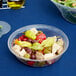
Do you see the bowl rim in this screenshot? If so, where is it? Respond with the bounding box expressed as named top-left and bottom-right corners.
top-left (8, 24), bottom-right (69, 62)
top-left (51, 0), bottom-right (76, 10)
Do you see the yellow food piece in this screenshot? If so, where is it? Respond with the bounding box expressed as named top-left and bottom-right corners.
top-left (41, 36), bottom-right (56, 47)
top-left (31, 43), bottom-right (44, 50)
top-left (25, 30), bottom-right (36, 40)
top-left (19, 41), bottom-right (32, 47)
top-left (24, 53), bottom-right (30, 59)
top-left (14, 40), bottom-right (32, 47)
top-left (44, 48), bottom-right (51, 54)
top-left (7, 1), bottom-right (24, 9)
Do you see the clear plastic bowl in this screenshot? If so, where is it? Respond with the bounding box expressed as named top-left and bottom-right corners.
top-left (51, 0), bottom-right (76, 24)
top-left (8, 24), bottom-right (69, 67)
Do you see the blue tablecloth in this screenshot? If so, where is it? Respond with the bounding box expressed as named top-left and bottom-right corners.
top-left (0, 0), bottom-right (76, 76)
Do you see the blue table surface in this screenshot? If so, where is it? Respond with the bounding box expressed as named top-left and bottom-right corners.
top-left (0, 0), bottom-right (76, 76)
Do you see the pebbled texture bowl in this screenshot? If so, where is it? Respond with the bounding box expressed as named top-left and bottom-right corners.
top-left (51, 0), bottom-right (76, 24)
top-left (8, 24), bottom-right (69, 67)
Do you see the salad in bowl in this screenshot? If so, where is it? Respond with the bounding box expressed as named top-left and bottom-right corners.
top-left (54, 0), bottom-right (76, 8)
top-left (51, 0), bottom-right (76, 24)
top-left (12, 28), bottom-right (64, 60)
top-left (8, 24), bottom-right (69, 67)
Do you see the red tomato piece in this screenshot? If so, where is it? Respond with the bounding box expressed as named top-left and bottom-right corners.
top-left (38, 39), bottom-right (43, 43)
top-left (22, 38), bottom-right (28, 41)
top-left (36, 33), bottom-right (46, 43)
top-left (18, 35), bottom-right (25, 41)
top-left (27, 61), bottom-right (35, 66)
top-left (42, 48), bottom-right (45, 54)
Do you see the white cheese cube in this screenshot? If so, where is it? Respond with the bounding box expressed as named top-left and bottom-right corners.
top-left (52, 43), bottom-right (61, 54)
top-left (30, 28), bottom-right (38, 34)
top-left (12, 45), bottom-right (21, 55)
top-left (57, 39), bottom-right (64, 46)
top-left (57, 47), bottom-right (63, 54)
top-left (19, 49), bottom-right (27, 57)
top-left (48, 36), bottom-right (57, 42)
top-left (36, 52), bottom-right (44, 60)
top-left (44, 53), bottom-right (55, 60)
top-left (53, 36), bottom-right (57, 42)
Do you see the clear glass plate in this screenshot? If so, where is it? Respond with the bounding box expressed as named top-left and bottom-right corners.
top-left (0, 21), bottom-right (11, 37)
